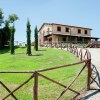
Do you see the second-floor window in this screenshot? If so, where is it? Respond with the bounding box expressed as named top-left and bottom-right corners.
top-left (47, 28), bottom-right (50, 31)
top-left (85, 30), bottom-right (88, 34)
top-left (78, 29), bottom-right (81, 34)
top-left (66, 28), bottom-right (69, 32)
top-left (57, 26), bottom-right (61, 31)
top-left (43, 31), bottom-right (45, 35)
top-left (47, 28), bottom-right (50, 34)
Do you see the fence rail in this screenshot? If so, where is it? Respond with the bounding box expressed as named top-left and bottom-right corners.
top-left (0, 44), bottom-right (92, 100)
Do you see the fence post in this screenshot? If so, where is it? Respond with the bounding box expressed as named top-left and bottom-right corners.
top-left (87, 59), bottom-right (91, 90)
top-left (34, 71), bottom-right (38, 100)
top-left (61, 42), bottom-right (62, 50)
top-left (80, 49), bottom-right (82, 61)
top-left (47, 43), bottom-right (48, 48)
top-left (55, 43), bottom-right (56, 48)
top-left (66, 44), bottom-right (68, 51)
top-left (77, 48), bottom-right (78, 57)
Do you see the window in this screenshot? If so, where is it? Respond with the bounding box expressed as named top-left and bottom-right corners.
top-left (63, 37), bottom-right (66, 42)
top-left (47, 28), bottom-right (50, 34)
top-left (47, 28), bottom-right (50, 31)
top-left (57, 26), bottom-right (61, 31)
top-left (78, 29), bottom-right (81, 34)
top-left (43, 30), bottom-right (45, 34)
top-left (43, 31), bottom-right (45, 35)
top-left (66, 28), bottom-right (69, 32)
top-left (85, 30), bottom-right (88, 34)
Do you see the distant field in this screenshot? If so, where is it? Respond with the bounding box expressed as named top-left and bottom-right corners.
top-left (0, 47), bottom-right (87, 100)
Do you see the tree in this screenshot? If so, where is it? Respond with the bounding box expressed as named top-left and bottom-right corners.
top-left (2, 20), bottom-right (10, 47)
top-left (8, 14), bottom-right (19, 54)
top-left (34, 26), bottom-right (38, 51)
top-left (0, 8), bottom-right (4, 27)
top-left (0, 9), bottom-right (18, 50)
top-left (26, 19), bottom-right (32, 55)
top-left (10, 26), bottom-right (15, 54)
top-left (8, 14), bottom-right (18, 26)
top-left (0, 11), bottom-right (10, 49)
top-left (0, 8), bottom-right (4, 49)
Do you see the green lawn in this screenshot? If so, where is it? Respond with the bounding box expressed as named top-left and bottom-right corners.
top-left (0, 47), bottom-right (87, 100)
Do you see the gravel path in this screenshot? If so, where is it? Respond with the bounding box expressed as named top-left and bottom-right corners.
top-left (82, 48), bottom-right (100, 100)
top-left (59, 47), bottom-right (100, 99)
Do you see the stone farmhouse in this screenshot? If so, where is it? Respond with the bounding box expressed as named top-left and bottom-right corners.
top-left (39, 23), bottom-right (99, 45)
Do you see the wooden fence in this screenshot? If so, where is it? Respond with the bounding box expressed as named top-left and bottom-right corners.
top-left (0, 44), bottom-right (92, 100)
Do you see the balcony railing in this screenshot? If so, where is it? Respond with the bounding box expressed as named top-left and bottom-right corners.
top-left (44, 31), bottom-right (52, 36)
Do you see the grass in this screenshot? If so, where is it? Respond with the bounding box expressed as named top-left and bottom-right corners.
top-left (0, 47), bottom-right (87, 100)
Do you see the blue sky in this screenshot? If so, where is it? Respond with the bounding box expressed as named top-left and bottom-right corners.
top-left (0, 0), bottom-right (100, 42)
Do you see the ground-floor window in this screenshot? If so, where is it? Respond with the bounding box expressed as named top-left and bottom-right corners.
top-left (49, 38), bottom-right (52, 41)
top-left (63, 37), bottom-right (66, 42)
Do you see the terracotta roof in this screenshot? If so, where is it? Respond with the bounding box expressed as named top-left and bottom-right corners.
top-left (39, 23), bottom-right (92, 31)
top-left (39, 23), bottom-right (51, 31)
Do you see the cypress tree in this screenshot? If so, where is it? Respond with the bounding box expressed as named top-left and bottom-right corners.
top-left (10, 26), bottom-right (15, 54)
top-left (34, 26), bottom-right (38, 51)
top-left (26, 19), bottom-right (31, 55)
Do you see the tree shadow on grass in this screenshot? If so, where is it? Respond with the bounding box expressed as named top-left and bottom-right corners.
top-left (0, 47), bottom-right (10, 54)
top-left (82, 89), bottom-right (100, 100)
top-left (0, 46), bottom-right (26, 54)
top-left (31, 54), bottom-right (43, 56)
top-left (38, 49), bottom-right (47, 51)
top-left (91, 64), bottom-right (100, 88)
top-left (15, 52), bottom-right (43, 56)
top-left (16, 52), bottom-right (26, 55)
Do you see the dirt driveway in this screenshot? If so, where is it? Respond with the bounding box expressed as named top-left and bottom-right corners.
top-left (82, 48), bottom-right (100, 100)
top-left (88, 48), bottom-right (100, 71)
